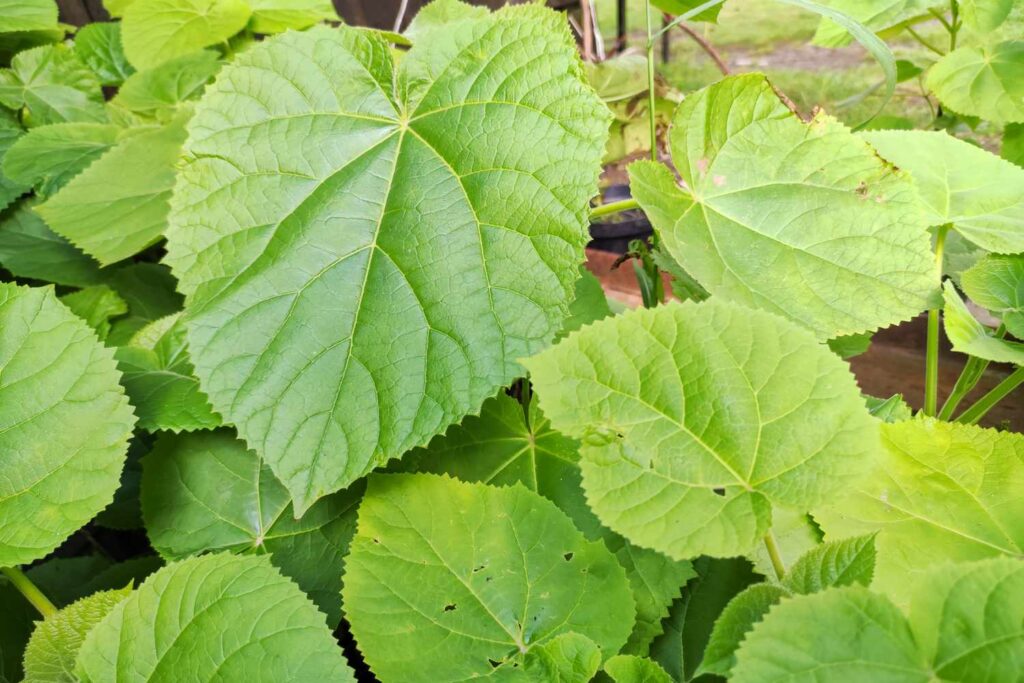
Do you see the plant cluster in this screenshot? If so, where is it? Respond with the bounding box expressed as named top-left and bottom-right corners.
top-left (1, 0), bottom-right (1023, 681)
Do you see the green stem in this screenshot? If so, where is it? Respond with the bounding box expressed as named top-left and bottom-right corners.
top-left (1, 566), bottom-right (56, 618)
top-left (938, 324), bottom-right (1005, 420)
top-left (763, 530), bottom-right (786, 581)
top-left (589, 197), bottom-right (640, 220)
top-left (924, 224), bottom-right (950, 416)
top-left (956, 366), bottom-right (1024, 425)
top-left (905, 25), bottom-right (944, 56)
top-left (645, 1), bottom-right (657, 162)
top-left (927, 8), bottom-right (952, 31)
top-left (949, 0), bottom-right (960, 51)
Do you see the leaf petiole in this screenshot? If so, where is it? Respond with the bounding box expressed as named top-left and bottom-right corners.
top-left (939, 325), bottom-right (1005, 420)
top-left (956, 366), bottom-right (1024, 425)
top-left (589, 197), bottom-right (640, 220)
top-left (924, 224), bottom-right (951, 416)
top-left (763, 530), bottom-right (786, 581)
top-left (1, 566), bottom-right (56, 618)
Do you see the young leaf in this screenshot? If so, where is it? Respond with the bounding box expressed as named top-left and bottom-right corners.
top-left (816, 419), bottom-right (1024, 600)
top-left (73, 23), bottom-right (134, 86)
top-left (164, 8), bottom-right (609, 514)
top-left (75, 554), bottom-right (355, 681)
top-left (506, 633), bottom-right (602, 683)
top-left (927, 42), bottom-right (1024, 124)
top-left (22, 587), bottom-right (131, 683)
top-left (698, 584), bottom-right (791, 678)
top-left (811, 0), bottom-right (940, 47)
top-left (943, 281), bottom-right (1024, 365)
top-left (731, 586), bottom-right (929, 682)
top-left (0, 283), bottom-right (134, 567)
top-left (0, 201), bottom-right (114, 288)
top-left (959, 0), bottom-right (1014, 32)
top-left (866, 393), bottom-right (914, 422)
top-left (121, 0), bottom-right (251, 70)
top-left (111, 50), bottom-right (221, 116)
top-left (604, 654), bottom-right (674, 683)
top-left (747, 508), bottom-right (822, 578)
top-left (0, 45), bottom-right (105, 127)
top-left (2, 123), bottom-right (121, 197)
top-left (116, 313), bottom-right (220, 432)
top-left (525, 299), bottom-right (879, 560)
top-left (140, 430), bottom-right (360, 624)
top-left (246, 0), bottom-right (338, 33)
top-left (36, 112), bottom-right (188, 265)
top-left (862, 130), bottom-right (1024, 253)
top-left (0, 0), bottom-right (59, 33)
top-left (962, 254), bottom-right (1024, 340)
top-left (59, 284), bottom-right (128, 340)
top-left (342, 473), bottom-right (635, 682)
top-left (647, 0), bottom-right (722, 22)
top-left (782, 533), bottom-right (877, 594)
top-left (630, 74), bottom-right (936, 340)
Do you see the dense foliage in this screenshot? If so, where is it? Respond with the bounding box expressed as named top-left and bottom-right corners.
top-left (1, 0), bottom-right (1023, 681)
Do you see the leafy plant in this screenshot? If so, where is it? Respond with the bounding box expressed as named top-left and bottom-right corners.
top-left (1, 0), bottom-right (1024, 681)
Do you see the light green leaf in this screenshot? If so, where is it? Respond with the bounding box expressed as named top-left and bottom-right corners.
top-left (0, 113), bottom-right (29, 213)
top-left (112, 50), bottom-right (221, 116)
top-left (342, 473), bottom-right (635, 682)
top-left (103, 0), bottom-right (136, 17)
top-left (59, 284), bottom-right (127, 340)
top-left (104, 262), bottom-right (183, 345)
top-left (0, 283), bottom-right (134, 567)
top-left (604, 654), bottom-right (673, 683)
top-left (731, 587), bottom-right (929, 682)
top-left (74, 23), bottom-right (134, 86)
top-left (2, 123), bottom-right (121, 197)
top-left (649, 557), bottom-right (761, 681)
top-left (75, 553), bottom-right (354, 681)
top-left (585, 54), bottom-right (649, 103)
top-left (630, 74), bottom-right (936, 340)
top-left (402, 0), bottom-right (487, 43)
top-left (562, 268), bottom-right (612, 338)
top-left (500, 633), bottom-right (602, 683)
top-left (783, 533), bottom-right (877, 594)
top-left (165, 9), bottom-right (609, 513)
top-left (910, 557), bottom-right (1024, 680)
top-left (0, 45), bottom-right (105, 127)
top-left (0, 200), bottom-right (103, 286)
top-left (140, 430), bottom-right (359, 624)
top-left (648, 0), bottom-right (722, 22)
top-left (115, 313), bottom-right (219, 432)
top-left (943, 280), bottom-right (1024, 364)
top-left (698, 584), bottom-right (791, 678)
top-left (246, 0), bottom-right (337, 33)
top-left (927, 42), bottom-right (1024, 124)
top-left (525, 298), bottom-right (879, 560)
top-left (121, 0), bottom-right (251, 70)
top-left (862, 130), bottom-right (1024, 253)
top-left (866, 393), bottom-right (914, 422)
top-left (829, 332), bottom-right (872, 359)
top-left (816, 419), bottom-right (1024, 600)
top-left (0, 0), bottom-right (58, 33)
top-left (960, 0), bottom-right (1014, 31)
top-left (37, 112), bottom-right (188, 265)
top-left (22, 587), bottom-right (131, 683)
top-left (812, 0), bottom-right (941, 47)
top-left (962, 254), bottom-right (1024, 339)
top-left (747, 507), bottom-right (822, 579)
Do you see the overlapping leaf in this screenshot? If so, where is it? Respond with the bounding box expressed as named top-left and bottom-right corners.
top-left (165, 7), bottom-right (609, 513)
top-left (2, 123), bottom-right (121, 198)
top-left (630, 74), bottom-right (936, 340)
top-left (927, 42), bottom-right (1024, 124)
top-left (0, 0), bottom-right (58, 33)
top-left (962, 254), bottom-right (1024, 339)
top-left (0, 202), bottom-right (103, 286)
top-left (141, 430), bottom-right (360, 624)
top-left (943, 281), bottom-right (1024, 364)
top-left (75, 553), bottom-right (355, 681)
top-left (121, 0), bottom-right (251, 70)
top-left (0, 45), bottom-right (105, 127)
top-left (604, 655), bottom-right (673, 683)
top-left (73, 23), bottom-right (134, 86)
top-left (0, 283), bottom-right (135, 567)
top-left (525, 298), bottom-right (879, 560)
top-left (343, 473), bottom-right (635, 682)
top-left (812, 0), bottom-right (941, 47)
top-left (246, 0), bottom-right (338, 33)
top-left (0, 112), bottom-right (28, 212)
top-left (60, 284), bottom-right (127, 340)
top-left (111, 50), bottom-right (221, 117)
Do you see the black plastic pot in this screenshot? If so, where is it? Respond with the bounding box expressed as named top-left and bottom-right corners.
top-left (588, 184), bottom-right (652, 254)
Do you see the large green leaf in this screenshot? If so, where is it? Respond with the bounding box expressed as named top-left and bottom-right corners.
top-left (630, 74), bottom-right (936, 340)
top-left (111, 50), bottom-right (221, 117)
top-left (75, 553), bottom-right (354, 681)
top-left (121, 0), bottom-right (251, 70)
top-left (0, 201), bottom-right (102, 286)
top-left (0, 45), bottom-right (105, 127)
top-left (816, 419), bottom-right (1024, 599)
top-left (927, 42), bottom-right (1024, 124)
top-left (246, 0), bottom-right (338, 33)
top-left (37, 113), bottom-right (188, 265)
top-left (943, 281), bottom-right (1024, 364)
top-left (116, 313), bottom-right (220, 432)
top-left (22, 588), bottom-right (131, 683)
top-left (962, 254), bottom-right (1024, 339)
top-left (73, 23), bottom-right (134, 86)
top-left (140, 430), bottom-right (360, 624)
top-left (342, 473), bottom-right (635, 682)
top-left (0, 283), bottom-right (134, 567)
top-left (164, 8), bottom-right (609, 514)
top-left (0, 0), bottom-right (58, 33)
top-left (2, 123), bottom-right (121, 198)
top-left (525, 299), bottom-right (878, 560)
top-left (862, 130), bottom-right (1024, 253)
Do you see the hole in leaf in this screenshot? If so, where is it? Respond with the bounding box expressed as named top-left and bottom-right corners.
top-left (563, 552), bottom-right (574, 561)
top-left (473, 564), bottom-right (486, 573)
top-left (488, 659), bottom-right (502, 668)
top-left (712, 487), bottom-right (726, 497)
top-left (443, 603), bottom-right (456, 612)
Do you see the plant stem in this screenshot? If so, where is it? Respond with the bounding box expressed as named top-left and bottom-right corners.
top-left (949, 0), bottom-right (960, 51)
top-left (590, 198), bottom-right (639, 220)
top-left (923, 224), bottom-right (950, 416)
top-left (1, 566), bottom-right (56, 618)
top-left (651, 0), bottom-right (727, 43)
top-left (927, 8), bottom-right (952, 32)
top-left (939, 325), bottom-right (1005, 420)
top-left (763, 530), bottom-right (786, 581)
top-left (956, 367), bottom-right (1024, 425)
top-left (645, 1), bottom-right (657, 162)
top-left (675, 22), bottom-right (729, 75)
top-left (905, 26), bottom-right (944, 56)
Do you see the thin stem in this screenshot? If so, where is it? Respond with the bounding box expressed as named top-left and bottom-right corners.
top-left (956, 366), bottom-right (1024, 425)
top-left (392, 0), bottom-right (410, 32)
top-left (676, 22), bottom-right (729, 75)
top-left (924, 224), bottom-right (951, 416)
top-left (763, 530), bottom-right (786, 581)
top-left (1, 567), bottom-right (56, 618)
top-left (645, 1), bottom-right (657, 162)
top-left (928, 8), bottom-right (952, 32)
top-left (949, 0), bottom-right (960, 51)
top-left (590, 197), bottom-right (639, 220)
top-left (905, 26), bottom-right (944, 56)
top-left (939, 324), bottom-right (1005, 420)
top-left (651, 0), bottom-right (727, 43)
